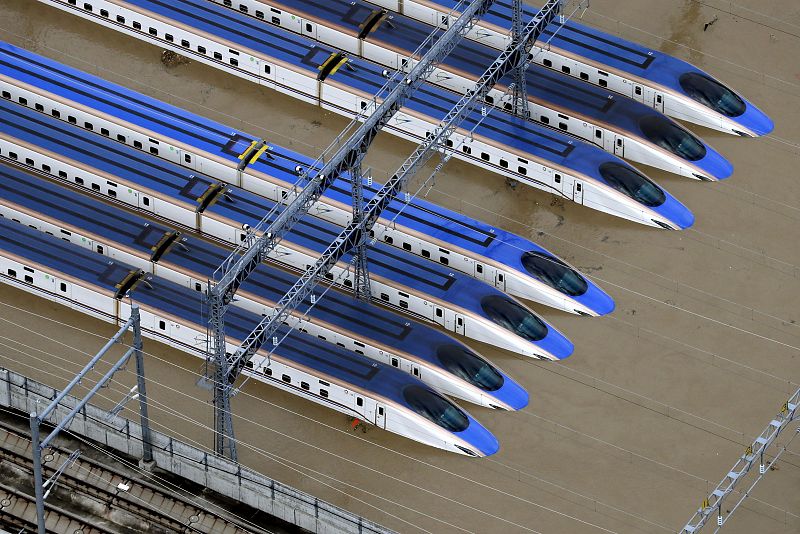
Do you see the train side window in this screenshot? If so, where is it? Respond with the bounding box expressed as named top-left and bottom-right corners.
top-left (7, 269), bottom-right (16, 278)
top-left (184, 154), bottom-right (192, 163)
top-left (116, 15), bottom-right (125, 23)
top-left (58, 170), bottom-right (67, 178)
top-left (24, 275), bottom-right (33, 284)
top-left (599, 79), bottom-right (607, 87)
top-left (435, 307), bottom-right (443, 318)
top-left (134, 140), bottom-right (143, 149)
top-left (197, 45), bottom-right (206, 54)
top-left (399, 300), bottom-right (408, 309)
top-left (149, 147), bottom-right (159, 155)
top-left (555, 174), bottom-right (561, 183)
top-left (281, 374), bottom-right (291, 383)
top-left (83, 3), bottom-right (92, 11)
top-left (223, 0), bottom-right (231, 5)
top-left (117, 134), bottom-right (126, 143)
top-left (230, 58), bottom-right (239, 66)
top-left (100, 8), bottom-right (108, 17)
top-left (67, 0), bottom-right (75, 4)
top-left (8, 152), bottom-right (17, 160)
top-left (391, 358), bottom-right (398, 367)
top-left (462, 145), bottom-right (471, 155)
top-left (540, 115), bottom-right (550, 125)
top-left (149, 27), bottom-right (157, 36)
top-left (378, 407), bottom-right (384, 416)
top-left (543, 58), bottom-right (552, 67)
top-left (256, 11), bottom-right (265, 19)
top-left (457, 317), bottom-right (463, 327)
top-left (25, 158), bottom-right (34, 166)
top-left (499, 159), bottom-right (508, 169)
top-left (484, 95), bottom-right (494, 105)
top-left (518, 166), bottom-right (527, 176)
top-left (656, 95), bottom-right (663, 104)
top-left (60, 282), bottom-right (67, 292)
top-left (214, 52), bottom-right (222, 60)
top-left (301, 381), bottom-right (309, 390)
top-left (96, 245), bottom-right (104, 254)
top-left (181, 39), bottom-right (190, 48)
top-left (165, 34), bottom-right (174, 42)
top-left (306, 23), bottom-right (313, 32)
top-left (383, 235), bottom-right (393, 245)
top-left (356, 397), bottom-right (363, 407)
top-left (476, 264), bottom-right (483, 274)
top-left (380, 293), bottom-right (389, 301)
top-left (18, 97), bottom-right (27, 105)
top-left (421, 249), bottom-right (430, 258)
top-left (51, 109), bottom-right (61, 118)
top-left (265, 367), bottom-right (272, 376)
top-left (142, 197), bottom-right (150, 206)
top-left (132, 21), bottom-right (141, 31)
top-left (403, 242), bottom-right (411, 251)
top-left (101, 128), bottom-right (109, 136)
top-left (272, 16), bottom-right (281, 25)
top-left (562, 65), bottom-right (571, 74)
top-left (559, 122), bottom-right (568, 130)
top-left (68, 116), bottom-right (77, 124)
top-left (595, 129), bottom-right (602, 139)
top-left (635, 86), bottom-right (642, 95)
top-left (480, 152), bottom-right (490, 161)
top-left (343, 279), bottom-right (352, 287)
top-left (158, 320), bottom-right (166, 330)
top-left (580, 72), bottom-right (589, 80)
top-left (576, 183), bottom-right (582, 192)
top-left (440, 256), bottom-right (449, 265)
top-left (617, 139), bottom-right (623, 147)
top-left (320, 389), bottom-right (328, 398)
top-left (239, 4), bottom-right (248, 13)
top-left (413, 367), bottom-right (419, 377)
top-left (91, 183), bottom-right (100, 191)
top-left (84, 122), bottom-right (93, 131)
top-left (41, 164), bottom-right (50, 173)
top-left (265, 65), bottom-right (271, 74)
top-left (1, 91), bottom-right (9, 99)
top-left (108, 189), bottom-right (117, 198)
top-left (76, 177), bottom-right (85, 185)
top-left (35, 103), bottom-right (44, 112)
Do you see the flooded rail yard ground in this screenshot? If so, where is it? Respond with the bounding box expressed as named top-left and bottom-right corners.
top-left (0, 0), bottom-right (799, 532)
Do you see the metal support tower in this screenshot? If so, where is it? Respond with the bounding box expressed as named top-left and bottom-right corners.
top-left (30, 305), bottom-right (151, 534)
top-left (207, 0), bottom-right (495, 460)
top-left (509, 0), bottom-right (530, 118)
top-left (350, 163), bottom-right (372, 301)
top-left (681, 388), bottom-right (800, 533)
top-left (220, 0), bottom-right (563, 413)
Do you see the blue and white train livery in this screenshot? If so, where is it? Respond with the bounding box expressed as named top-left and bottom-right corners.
top-left (367, 0), bottom-right (773, 137)
top-left (0, 98), bottom-right (573, 360)
top-left (0, 41), bottom-right (614, 315)
top-left (0, 163), bottom-right (528, 410)
top-left (213, 0), bottom-right (732, 181)
top-left (0, 217), bottom-right (499, 456)
top-left (36, 0), bottom-right (694, 229)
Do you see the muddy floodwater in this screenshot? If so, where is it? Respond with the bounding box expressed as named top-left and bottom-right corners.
top-left (0, 1), bottom-right (799, 532)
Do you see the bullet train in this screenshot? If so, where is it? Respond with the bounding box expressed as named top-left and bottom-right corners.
top-left (0, 98), bottom-right (573, 360)
top-left (0, 217), bottom-right (500, 456)
top-left (0, 163), bottom-right (528, 410)
top-left (37, 0), bottom-right (694, 230)
top-left (366, 0), bottom-right (774, 137)
top-left (211, 0), bottom-right (732, 181)
top-left (0, 41), bottom-right (614, 316)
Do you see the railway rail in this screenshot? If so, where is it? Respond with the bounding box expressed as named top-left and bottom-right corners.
top-left (0, 417), bottom-right (269, 534)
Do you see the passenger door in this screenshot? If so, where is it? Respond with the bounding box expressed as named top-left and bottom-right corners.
top-left (375, 403), bottom-right (386, 429)
top-left (455, 314), bottom-right (466, 336)
top-left (655, 93), bottom-right (665, 113)
top-left (613, 136), bottom-right (625, 158)
top-left (573, 181), bottom-right (584, 204)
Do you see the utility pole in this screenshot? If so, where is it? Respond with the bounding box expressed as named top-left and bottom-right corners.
top-left (29, 304), bottom-right (152, 534)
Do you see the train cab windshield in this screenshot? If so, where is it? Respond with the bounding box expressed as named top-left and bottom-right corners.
top-left (521, 251), bottom-right (588, 296)
top-left (436, 344), bottom-right (504, 391)
top-left (403, 385), bottom-right (470, 432)
top-left (480, 295), bottom-right (548, 342)
top-left (679, 72), bottom-right (746, 117)
top-left (598, 163), bottom-right (666, 207)
top-left (638, 115), bottom-right (707, 161)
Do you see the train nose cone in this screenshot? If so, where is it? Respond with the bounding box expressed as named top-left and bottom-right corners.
top-left (535, 326), bottom-right (575, 360)
top-left (739, 102), bottom-right (774, 137)
top-left (653, 192), bottom-right (695, 230)
top-left (578, 282), bottom-right (616, 316)
top-left (494, 377), bottom-right (530, 411)
top-left (698, 146), bottom-right (734, 180)
top-left (458, 416), bottom-right (500, 457)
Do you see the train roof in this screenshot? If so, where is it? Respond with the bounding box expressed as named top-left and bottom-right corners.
top-left (0, 99), bottom-right (528, 313)
top-left (117, 0), bottom-right (640, 180)
top-left (0, 42), bottom-right (585, 288)
top-left (0, 215), bottom-right (438, 403)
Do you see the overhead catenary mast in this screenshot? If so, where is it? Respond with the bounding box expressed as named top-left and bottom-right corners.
top-left (207, 0), bottom-right (497, 461)
top-left (212, 0), bottom-right (566, 462)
